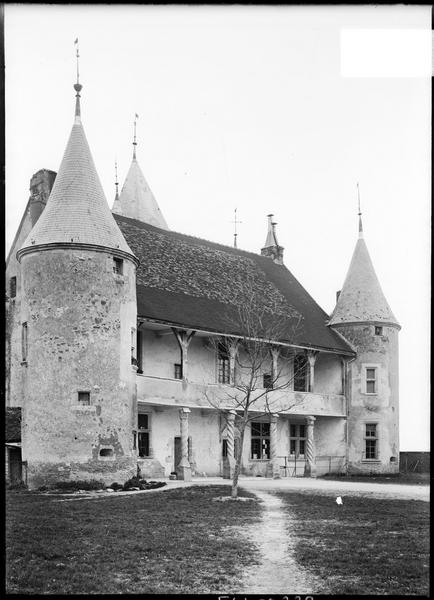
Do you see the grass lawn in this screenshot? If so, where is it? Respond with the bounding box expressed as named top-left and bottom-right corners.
top-left (6, 485), bottom-right (261, 594)
top-left (277, 491), bottom-right (430, 595)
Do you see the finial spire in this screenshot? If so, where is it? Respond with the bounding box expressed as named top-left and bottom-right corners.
top-left (73, 38), bottom-right (82, 122)
top-left (357, 182), bottom-right (363, 238)
top-left (115, 160), bottom-right (119, 196)
top-left (231, 208), bottom-right (242, 248)
top-left (133, 113), bottom-right (139, 159)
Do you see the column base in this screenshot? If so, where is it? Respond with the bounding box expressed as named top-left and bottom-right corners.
top-left (304, 462), bottom-right (317, 478)
top-left (176, 465), bottom-right (192, 481)
top-left (266, 460), bottom-right (281, 479)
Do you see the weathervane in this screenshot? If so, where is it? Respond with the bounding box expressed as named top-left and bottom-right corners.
top-left (73, 38), bottom-right (82, 119)
top-left (133, 113), bottom-right (139, 159)
top-left (230, 208), bottom-right (243, 248)
top-left (357, 182), bottom-right (363, 237)
top-left (74, 37), bottom-right (80, 84)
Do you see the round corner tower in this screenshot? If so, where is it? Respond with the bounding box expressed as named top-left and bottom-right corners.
top-left (329, 214), bottom-right (400, 474)
top-left (16, 82), bottom-right (139, 488)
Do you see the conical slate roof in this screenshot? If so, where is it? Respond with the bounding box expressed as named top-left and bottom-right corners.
top-left (117, 157), bottom-right (169, 229)
top-left (18, 87), bottom-right (135, 260)
top-left (112, 190), bottom-right (122, 215)
top-left (329, 235), bottom-right (399, 327)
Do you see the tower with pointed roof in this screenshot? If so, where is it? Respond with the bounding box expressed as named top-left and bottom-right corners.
top-left (329, 202), bottom-right (400, 474)
top-left (15, 65), bottom-right (140, 487)
top-left (112, 116), bottom-right (169, 229)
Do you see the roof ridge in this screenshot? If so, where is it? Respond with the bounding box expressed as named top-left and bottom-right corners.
top-left (113, 213), bottom-right (279, 262)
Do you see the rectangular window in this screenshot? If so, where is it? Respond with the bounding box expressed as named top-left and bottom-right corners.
top-left (222, 439), bottom-right (228, 457)
top-left (138, 413), bottom-right (150, 458)
top-left (365, 423), bottom-right (378, 459)
top-left (174, 363), bottom-right (183, 379)
top-left (293, 354), bottom-right (308, 391)
top-left (263, 373), bottom-right (273, 390)
top-left (10, 276), bottom-right (17, 299)
top-left (218, 343), bottom-right (230, 384)
top-left (78, 391), bottom-right (90, 405)
top-left (374, 326), bottom-right (383, 336)
top-left (136, 329), bottom-right (143, 374)
top-left (113, 257), bottom-right (123, 275)
top-left (131, 328), bottom-right (137, 365)
top-left (251, 422), bottom-right (270, 459)
top-left (289, 423), bottom-right (306, 458)
top-left (366, 367), bottom-right (377, 394)
top-left (21, 322), bottom-right (28, 362)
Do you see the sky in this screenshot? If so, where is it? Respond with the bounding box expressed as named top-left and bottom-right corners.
top-left (4, 5), bottom-right (431, 451)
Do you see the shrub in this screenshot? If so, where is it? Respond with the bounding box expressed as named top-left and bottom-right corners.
top-left (110, 482), bottom-right (123, 490)
top-left (122, 477), bottom-right (167, 491)
top-left (123, 476), bottom-right (142, 490)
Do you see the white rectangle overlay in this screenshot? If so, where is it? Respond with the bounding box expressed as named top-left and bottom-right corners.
top-left (340, 28), bottom-right (432, 77)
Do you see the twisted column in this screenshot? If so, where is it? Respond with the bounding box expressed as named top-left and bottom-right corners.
top-left (177, 408), bottom-right (192, 481)
top-left (269, 414), bottom-right (280, 479)
top-left (304, 415), bottom-right (316, 478)
top-left (223, 410), bottom-right (236, 479)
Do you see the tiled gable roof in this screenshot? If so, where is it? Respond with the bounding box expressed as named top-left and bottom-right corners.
top-left (6, 407), bottom-right (22, 443)
top-left (115, 214), bottom-right (353, 353)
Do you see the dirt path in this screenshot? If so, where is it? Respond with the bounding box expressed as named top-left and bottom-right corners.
top-left (233, 489), bottom-right (326, 594)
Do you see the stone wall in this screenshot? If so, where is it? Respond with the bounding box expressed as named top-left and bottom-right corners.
top-left (20, 247), bottom-right (138, 488)
top-left (6, 170), bottom-right (56, 409)
top-left (333, 323), bottom-right (399, 474)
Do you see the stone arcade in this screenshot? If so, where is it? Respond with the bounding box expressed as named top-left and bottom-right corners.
top-left (5, 77), bottom-right (400, 489)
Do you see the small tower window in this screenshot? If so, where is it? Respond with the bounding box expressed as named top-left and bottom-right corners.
top-left (365, 368), bottom-right (377, 394)
top-left (174, 363), bottom-right (183, 379)
top-left (113, 257), bottom-right (123, 275)
top-left (375, 326), bottom-right (383, 336)
top-left (10, 277), bottom-right (17, 299)
top-left (21, 322), bottom-right (28, 362)
top-left (364, 423), bottom-right (378, 459)
top-left (263, 373), bottom-right (273, 390)
top-left (99, 448), bottom-right (113, 458)
top-left (78, 391), bottom-right (90, 405)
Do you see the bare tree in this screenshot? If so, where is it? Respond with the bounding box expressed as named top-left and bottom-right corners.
top-left (205, 285), bottom-right (307, 498)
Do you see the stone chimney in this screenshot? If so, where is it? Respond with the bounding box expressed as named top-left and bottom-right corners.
top-left (29, 169), bottom-right (56, 227)
top-left (261, 214), bottom-right (284, 265)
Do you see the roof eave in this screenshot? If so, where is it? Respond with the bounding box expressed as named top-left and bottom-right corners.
top-left (137, 315), bottom-right (355, 356)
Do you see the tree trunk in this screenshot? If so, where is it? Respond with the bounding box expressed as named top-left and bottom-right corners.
top-left (231, 424), bottom-right (246, 499)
